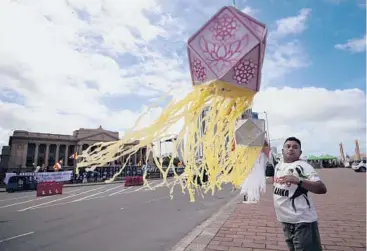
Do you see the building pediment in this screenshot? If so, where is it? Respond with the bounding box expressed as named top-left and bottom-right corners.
top-left (77, 132), bottom-right (119, 142)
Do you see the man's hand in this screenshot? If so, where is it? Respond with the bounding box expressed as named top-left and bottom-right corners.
top-left (278, 175), bottom-right (300, 187)
top-left (279, 175), bottom-right (327, 194)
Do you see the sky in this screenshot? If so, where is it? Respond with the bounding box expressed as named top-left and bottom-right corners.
top-left (0, 0), bottom-right (365, 158)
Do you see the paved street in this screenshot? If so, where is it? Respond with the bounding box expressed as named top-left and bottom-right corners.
top-left (0, 179), bottom-right (237, 251)
top-left (183, 168), bottom-right (366, 251)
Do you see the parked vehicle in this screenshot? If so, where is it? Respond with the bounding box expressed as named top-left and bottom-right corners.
top-left (351, 160), bottom-right (366, 172)
top-left (6, 175), bottom-right (37, 193)
top-left (265, 163), bottom-right (275, 177)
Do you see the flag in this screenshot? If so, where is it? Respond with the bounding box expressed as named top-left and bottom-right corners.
top-left (53, 160), bottom-right (62, 171)
top-left (339, 143), bottom-right (346, 162)
top-left (69, 152), bottom-right (78, 160)
top-left (355, 139), bottom-right (361, 160)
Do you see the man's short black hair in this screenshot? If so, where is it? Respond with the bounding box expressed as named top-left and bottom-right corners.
top-left (284, 137), bottom-right (301, 148)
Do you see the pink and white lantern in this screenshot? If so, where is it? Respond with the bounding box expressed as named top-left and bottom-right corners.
top-left (187, 6), bottom-right (267, 92)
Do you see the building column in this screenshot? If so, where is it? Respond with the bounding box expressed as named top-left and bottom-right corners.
top-left (77, 144), bottom-right (82, 155)
top-left (65, 145), bottom-right (69, 166)
top-left (75, 144), bottom-right (82, 166)
top-left (45, 144), bottom-right (50, 167)
top-left (140, 148), bottom-right (143, 164)
top-left (55, 144), bottom-right (60, 163)
top-left (34, 143), bottom-right (39, 166)
top-left (22, 143), bottom-right (28, 168)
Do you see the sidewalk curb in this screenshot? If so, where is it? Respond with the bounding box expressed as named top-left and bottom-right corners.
top-left (171, 191), bottom-right (241, 251)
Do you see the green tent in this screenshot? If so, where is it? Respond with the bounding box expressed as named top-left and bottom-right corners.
top-left (319, 154), bottom-right (336, 160)
top-left (307, 155), bottom-right (319, 160)
top-left (307, 154), bottom-right (336, 161)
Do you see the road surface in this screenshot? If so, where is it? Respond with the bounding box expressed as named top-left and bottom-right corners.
top-left (0, 179), bottom-right (238, 251)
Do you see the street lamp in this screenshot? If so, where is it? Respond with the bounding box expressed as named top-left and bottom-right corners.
top-left (258, 111), bottom-right (270, 147)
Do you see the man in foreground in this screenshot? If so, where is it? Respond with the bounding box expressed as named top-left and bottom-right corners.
top-left (273, 137), bottom-right (327, 251)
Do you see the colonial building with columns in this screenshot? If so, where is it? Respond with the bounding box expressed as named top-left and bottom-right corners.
top-left (0, 126), bottom-right (151, 172)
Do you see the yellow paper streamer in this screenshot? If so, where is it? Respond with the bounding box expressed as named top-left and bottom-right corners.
top-left (77, 80), bottom-right (263, 202)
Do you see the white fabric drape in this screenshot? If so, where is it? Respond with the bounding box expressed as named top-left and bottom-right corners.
top-left (240, 152), bottom-right (268, 202)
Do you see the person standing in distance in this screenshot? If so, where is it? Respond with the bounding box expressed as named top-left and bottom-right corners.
top-left (273, 137), bottom-right (327, 251)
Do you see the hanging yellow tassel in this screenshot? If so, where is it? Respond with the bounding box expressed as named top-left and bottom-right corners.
top-left (77, 81), bottom-right (262, 202)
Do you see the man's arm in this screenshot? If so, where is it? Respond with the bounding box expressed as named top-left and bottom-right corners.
top-left (279, 162), bottom-right (327, 194)
top-left (278, 175), bottom-right (327, 194)
top-left (300, 179), bottom-right (327, 194)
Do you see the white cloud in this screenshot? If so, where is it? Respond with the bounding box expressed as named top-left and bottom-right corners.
top-left (261, 40), bottom-right (310, 86)
top-left (271, 8), bottom-right (312, 38)
top-left (241, 6), bottom-right (259, 16)
top-left (259, 9), bottom-right (311, 87)
top-left (253, 87), bottom-right (366, 156)
top-left (335, 34), bottom-right (366, 53)
top-left (0, 0), bottom-right (185, 134)
top-left (0, 1), bottom-right (365, 162)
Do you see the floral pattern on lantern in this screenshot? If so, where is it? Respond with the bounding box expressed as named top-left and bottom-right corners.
top-left (199, 35), bottom-right (248, 74)
top-left (192, 59), bottom-right (207, 82)
top-left (209, 14), bottom-right (238, 42)
top-left (233, 60), bottom-right (258, 85)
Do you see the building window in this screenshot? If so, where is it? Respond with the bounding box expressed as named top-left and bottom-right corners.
top-left (37, 144), bottom-right (46, 166)
top-left (59, 145), bottom-right (66, 164)
top-left (48, 144), bottom-right (56, 166)
top-left (26, 143), bottom-right (36, 167)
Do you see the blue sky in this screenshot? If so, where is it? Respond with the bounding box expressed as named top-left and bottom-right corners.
top-left (110, 0), bottom-right (366, 97)
top-left (252, 0), bottom-right (366, 91)
top-left (0, 0), bottom-right (365, 157)
top-left (155, 0), bottom-right (367, 91)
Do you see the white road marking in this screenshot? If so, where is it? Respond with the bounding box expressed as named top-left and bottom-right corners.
top-left (64, 187), bottom-right (85, 194)
top-left (111, 184), bottom-right (152, 196)
top-left (4, 180), bottom-right (172, 211)
top-left (0, 196), bottom-right (49, 209)
top-left (120, 207), bottom-right (124, 210)
top-left (72, 185), bottom-right (122, 202)
top-left (18, 186), bottom-right (106, 212)
top-left (108, 186), bottom-right (131, 196)
top-left (23, 184), bottom-right (122, 210)
top-left (83, 195), bottom-right (105, 202)
top-left (0, 231), bottom-right (34, 243)
top-left (146, 180), bottom-right (174, 190)
top-left (132, 186), bottom-right (146, 192)
top-left (0, 195), bottom-right (34, 202)
top-left (0, 188), bottom-right (83, 203)
top-left (104, 185), bottom-right (124, 193)
top-left (72, 191), bottom-right (104, 202)
top-left (28, 195), bottom-right (107, 210)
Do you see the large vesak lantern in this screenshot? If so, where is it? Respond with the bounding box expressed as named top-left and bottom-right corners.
top-left (77, 6), bottom-right (269, 202)
top-left (188, 6), bottom-right (267, 91)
